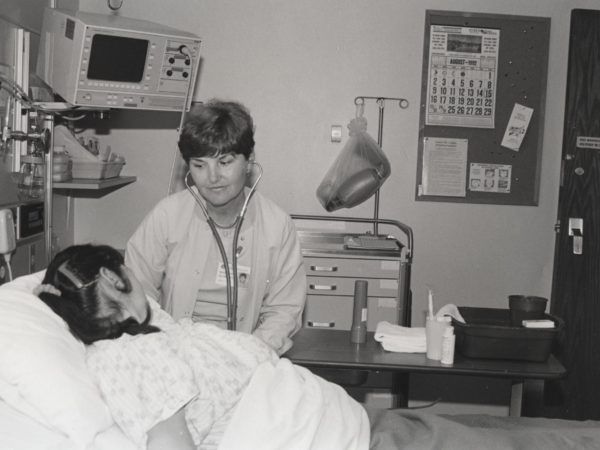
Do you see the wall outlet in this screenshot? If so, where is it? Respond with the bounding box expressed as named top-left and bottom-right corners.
top-left (0, 209), bottom-right (17, 254)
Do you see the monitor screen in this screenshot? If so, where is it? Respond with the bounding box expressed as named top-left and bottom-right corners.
top-left (87, 34), bottom-right (148, 82)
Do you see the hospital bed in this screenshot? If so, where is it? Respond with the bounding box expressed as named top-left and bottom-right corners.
top-left (2, 271), bottom-right (600, 450)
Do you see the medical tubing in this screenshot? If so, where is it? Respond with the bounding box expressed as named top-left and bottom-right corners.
top-left (230, 165), bottom-right (262, 326)
top-left (211, 218), bottom-right (235, 330)
top-left (184, 163), bottom-right (261, 331)
top-left (231, 219), bottom-right (242, 327)
top-left (184, 174), bottom-right (234, 329)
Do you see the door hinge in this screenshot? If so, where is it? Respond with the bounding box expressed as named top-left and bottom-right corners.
top-left (554, 220), bottom-right (560, 233)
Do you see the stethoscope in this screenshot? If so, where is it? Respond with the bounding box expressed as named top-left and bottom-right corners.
top-left (184, 160), bottom-right (263, 331)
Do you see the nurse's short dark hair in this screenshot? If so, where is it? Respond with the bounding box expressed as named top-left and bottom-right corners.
top-left (178, 99), bottom-right (255, 163)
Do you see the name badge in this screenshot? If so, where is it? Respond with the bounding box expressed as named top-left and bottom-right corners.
top-left (216, 263), bottom-right (251, 287)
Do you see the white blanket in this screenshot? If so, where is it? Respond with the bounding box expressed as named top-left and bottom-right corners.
top-left (219, 358), bottom-right (370, 450)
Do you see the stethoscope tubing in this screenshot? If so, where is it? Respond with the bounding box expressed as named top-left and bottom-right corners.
top-left (184, 161), bottom-right (263, 330)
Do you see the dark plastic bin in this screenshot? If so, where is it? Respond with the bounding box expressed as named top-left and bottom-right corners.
top-left (451, 307), bottom-right (563, 362)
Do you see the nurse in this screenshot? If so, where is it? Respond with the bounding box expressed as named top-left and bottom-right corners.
top-left (125, 100), bottom-right (307, 354)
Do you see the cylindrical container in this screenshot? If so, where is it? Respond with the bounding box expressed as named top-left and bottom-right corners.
top-left (426, 316), bottom-right (450, 360)
top-left (350, 279), bottom-right (368, 344)
top-left (441, 326), bottom-right (456, 365)
top-left (18, 155), bottom-right (45, 199)
top-left (508, 295), bottom-right (547, 327)
top-left (52, 146), bottom-right (72, 182)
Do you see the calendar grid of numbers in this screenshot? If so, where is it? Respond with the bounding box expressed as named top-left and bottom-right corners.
top-left (425, 25), bottom-right (500, 128)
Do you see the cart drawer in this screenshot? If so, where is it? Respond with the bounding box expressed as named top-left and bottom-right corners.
top-left (304, 256), bottom-right (400, 278)
top-left (304, 295), bottom-right (398, 331)
top-left (307, 276), bottom-right (398, 297)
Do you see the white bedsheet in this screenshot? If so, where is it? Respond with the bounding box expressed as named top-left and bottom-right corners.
top-left (0, 400), bottom-right (136, 450)
top-left (219, 358), bottom-right (370, 450)
top-left (0, 400), bottom-right (75, 450)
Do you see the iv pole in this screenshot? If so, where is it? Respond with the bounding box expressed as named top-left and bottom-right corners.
top-left (354, 96), bottom-right (409, 235)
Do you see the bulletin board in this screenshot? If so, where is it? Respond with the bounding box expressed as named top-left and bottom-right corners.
top-left (415, 10), bottom-right (550, 206)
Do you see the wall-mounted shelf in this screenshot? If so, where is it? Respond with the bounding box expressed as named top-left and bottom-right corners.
top-left (53, 175), bottom-right (137, 191)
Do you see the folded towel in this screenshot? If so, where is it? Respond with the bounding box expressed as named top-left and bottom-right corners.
top-left (374, 321), bottom-right (426, 353)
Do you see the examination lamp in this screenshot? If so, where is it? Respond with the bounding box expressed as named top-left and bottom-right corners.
top-left (323, 168), bottom-right (384, 212)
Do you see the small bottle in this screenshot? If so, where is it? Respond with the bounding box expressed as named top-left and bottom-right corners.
top-left (441, 326), bottom-right (455, 365)
top-left (52, 146), bottom-right (72, 182)
top-left (350, 280), bottom-right (368, 344)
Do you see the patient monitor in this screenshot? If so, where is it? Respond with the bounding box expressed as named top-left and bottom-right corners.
top-left (36, 8), bottom-right (201, 111)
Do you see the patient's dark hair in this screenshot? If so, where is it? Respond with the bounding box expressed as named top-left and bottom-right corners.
top-left (38, 244), bottom-right (159, 344)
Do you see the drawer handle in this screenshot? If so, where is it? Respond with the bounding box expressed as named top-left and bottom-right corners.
top-left (307, 321), bottom-right (335, 328)
top-left (310, 265), bottom-right (338, 272)
top-left (310, 284), bottom-right (337, 291)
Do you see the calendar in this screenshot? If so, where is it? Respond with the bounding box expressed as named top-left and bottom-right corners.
top-left (425, 25), bottom-right (500, 128)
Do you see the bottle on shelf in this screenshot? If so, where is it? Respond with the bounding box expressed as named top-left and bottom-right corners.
top-left (350, 279), bottom-right (368, 344)
top-left (441, 325), bottom-right (456, 365)
top-left (52, 145), bottom-right (72, 182)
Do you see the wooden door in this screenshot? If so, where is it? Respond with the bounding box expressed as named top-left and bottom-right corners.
top-left (547, 9), bottom-right (600, 420)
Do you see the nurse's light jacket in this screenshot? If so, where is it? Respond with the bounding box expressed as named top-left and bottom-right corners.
top-left (125, 188), bottom-right (307, 355)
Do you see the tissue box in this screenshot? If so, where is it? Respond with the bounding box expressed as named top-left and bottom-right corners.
top-left (452, 307), bottom-right (562, 362)
top-left (71, 161), bottom-right (125, 179)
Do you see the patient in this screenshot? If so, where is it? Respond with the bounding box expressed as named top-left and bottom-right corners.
top-left (35, 244), bottom-right (600, 450)
top-left (35, 244), bottom-right (368, 450)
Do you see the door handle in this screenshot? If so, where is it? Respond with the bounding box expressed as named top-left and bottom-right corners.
top-left (568, 218), bottom-right (583, 255)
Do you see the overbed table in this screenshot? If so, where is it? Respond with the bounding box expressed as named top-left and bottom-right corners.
top-left (284, 328), bottom-right (566, 417)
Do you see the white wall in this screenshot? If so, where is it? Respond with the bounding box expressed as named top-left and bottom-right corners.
top-left (70, 0), bottom-right (598, 414)
top-left (66, 0), bottom-right (594, 315)
top-left (75, 0), bottom-right (591, 323)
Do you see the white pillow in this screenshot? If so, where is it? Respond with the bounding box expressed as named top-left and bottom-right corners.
top-left (0, 272), bottom-right (114, 449)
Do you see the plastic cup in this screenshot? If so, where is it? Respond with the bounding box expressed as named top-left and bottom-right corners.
top-left (509, 295), bottom-right (548, 327)
top-left (426, 317), bottom-right (450, 360)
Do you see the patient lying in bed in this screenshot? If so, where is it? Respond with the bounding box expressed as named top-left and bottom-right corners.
top-left (34, 243), bottom-right (369, 449)
top-left (3, 243), bottom-right (600, 450)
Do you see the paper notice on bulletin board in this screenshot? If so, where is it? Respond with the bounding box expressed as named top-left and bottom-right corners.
top-left (425, 25), bottom-right (500, 128)
top-left (501, 103), bottom-right (534, 151)
top-left (469, 163), bottom-right (512, 193)
top-left (421, 137), bottom-right (468, 197)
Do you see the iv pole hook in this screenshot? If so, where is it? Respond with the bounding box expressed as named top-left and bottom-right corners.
top-left (353, 96), bottom-right (409, 235)
top-left (354, 96), bottom-right (409, 109)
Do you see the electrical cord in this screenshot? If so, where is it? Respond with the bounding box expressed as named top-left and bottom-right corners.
top-left (0, 74), bottom-right (89, 121)
top-left (167, 44), bottom-right (196, 196)
top-left (0, 68), bottom-right (98, 122)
